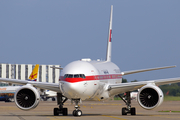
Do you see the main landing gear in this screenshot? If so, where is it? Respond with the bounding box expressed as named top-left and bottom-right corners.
top-left (72, 99), bottom-right (82, 117)
top-left (118, 92), bottom-right (136, 115)
top-left (54, 93), bottom-right (68, 116)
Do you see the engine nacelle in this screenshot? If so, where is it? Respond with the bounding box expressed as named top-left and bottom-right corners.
top-left (14, 84), bottom-right (40, 110)
top-left (137, 84), bottom-right (164, 110)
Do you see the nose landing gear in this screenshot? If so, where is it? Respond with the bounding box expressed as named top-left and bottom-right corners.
top-left (72, 99), bottom-right (82, 117)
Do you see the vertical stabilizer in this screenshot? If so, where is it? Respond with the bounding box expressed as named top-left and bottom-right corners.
top-left (106, 5), bottom-right (113, 62)
top-left (28, 64), bottom-right (39, 81)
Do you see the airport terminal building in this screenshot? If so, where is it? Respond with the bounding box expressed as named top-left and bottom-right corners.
top-left (0, 63), bottom-right (61, 86)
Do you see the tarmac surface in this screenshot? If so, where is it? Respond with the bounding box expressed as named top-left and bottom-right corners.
top-left (0, 100), bottom-right (180, 120)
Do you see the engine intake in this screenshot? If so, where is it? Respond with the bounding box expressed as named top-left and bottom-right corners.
top-left (137, 84), bottom-right (163, 110)
top-left (14, 84), bottom-right (40, 110)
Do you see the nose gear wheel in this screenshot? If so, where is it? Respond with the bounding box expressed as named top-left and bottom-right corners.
top-left (72, 99), bottom-right (82, 117)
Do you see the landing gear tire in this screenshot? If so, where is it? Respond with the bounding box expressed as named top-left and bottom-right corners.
top-left (122, 107), bottom-right (127, 115)
top-left (130, 107), bottom-right (136, 115)
top-left (53, 108), bottom-right (68, 116)
top-left (76, 110), bottom-right (82, 116)
top-left (52, 97), bottom-right (55, 101)
top-left (63, 108), bottom-right (68, 116)
top-left (73, 110), bottom-right (82, 117)
top-left (72, 110), bottom-right (76, 116)
top-left (54, 108), bottom-right (59, 116)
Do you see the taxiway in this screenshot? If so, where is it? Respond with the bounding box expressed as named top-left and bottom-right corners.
top-left (0, 100), bottom-right (179, 120)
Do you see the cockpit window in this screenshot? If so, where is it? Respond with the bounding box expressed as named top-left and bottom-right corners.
top-left (68, 74), bottom-right (73, 78)
top-left (80, 74), bottom-right (86, 79)
top-left (64, 74), bottom-right (86, 79)
top-left (63, 74), bottom-right (68, 79)
top-left (74, 74), bottom-right (80, 78)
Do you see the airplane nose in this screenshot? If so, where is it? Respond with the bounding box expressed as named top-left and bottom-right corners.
top-left (62, 82), bottom-right (86, 99)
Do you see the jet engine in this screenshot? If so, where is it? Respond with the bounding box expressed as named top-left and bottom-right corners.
top-left (137, 84), bottom-right (164, 110)
top-left (14, 84), bottom-right (40, 110)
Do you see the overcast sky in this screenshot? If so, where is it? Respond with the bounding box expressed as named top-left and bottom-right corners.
top-left (0, 0), bottom-right (180, 81)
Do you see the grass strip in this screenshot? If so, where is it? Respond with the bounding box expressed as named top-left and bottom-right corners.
top-left (164, 96), bottom-right (180, 101)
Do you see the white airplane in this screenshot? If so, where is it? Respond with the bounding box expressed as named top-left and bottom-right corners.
top-left (0, 5), bottom-right (180, 117)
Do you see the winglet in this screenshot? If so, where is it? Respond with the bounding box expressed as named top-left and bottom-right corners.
top-left (106, 5), bottom-right (113, 62)
top-left (28, 64), bottom-right (39, 81)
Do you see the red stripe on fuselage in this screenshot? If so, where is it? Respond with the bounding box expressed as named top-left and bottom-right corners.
top-left (59, 74), bottom-right (122, 83)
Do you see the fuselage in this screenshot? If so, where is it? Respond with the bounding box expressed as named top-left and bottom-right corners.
top-left (59, 59), bottom-right (122, 100)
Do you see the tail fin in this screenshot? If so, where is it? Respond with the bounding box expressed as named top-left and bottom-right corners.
top-left (28, 64), bottom-right (39, 81)
top-left (106, 5), bottom-right (113, 62)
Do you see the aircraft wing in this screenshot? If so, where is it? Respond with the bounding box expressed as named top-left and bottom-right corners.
top-left (108, 77), bottom-right (180, 96)
top-left (0, 78), bottom-right (61, 93)
top-left (120, 65), bottom-right (176, 75)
